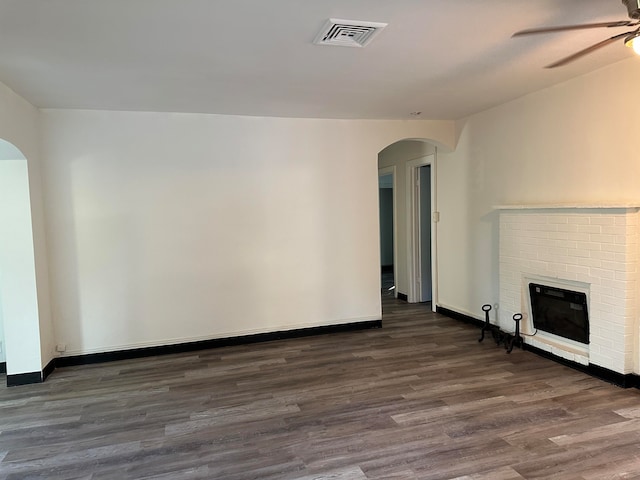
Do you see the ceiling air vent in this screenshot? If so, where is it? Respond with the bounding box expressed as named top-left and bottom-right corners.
top-left (314, 19), bottom-right (388, 48)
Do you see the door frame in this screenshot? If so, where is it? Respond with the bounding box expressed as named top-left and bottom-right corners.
top-left (378, 166), bottom-right (397, 298)
top-left (406, 154), bottom-right (437, 310)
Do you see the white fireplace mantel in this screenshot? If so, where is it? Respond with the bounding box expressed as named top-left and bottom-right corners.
top-left (494, 204), bottom-right (640, 211)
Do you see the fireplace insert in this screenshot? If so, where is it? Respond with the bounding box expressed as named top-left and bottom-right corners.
top-left (528, 283), bottom-right (589, 344)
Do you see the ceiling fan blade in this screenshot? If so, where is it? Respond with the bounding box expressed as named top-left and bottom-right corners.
top-left (513, 20), bottom-right (638, 36)
top-left (545, 31), bottom-right (632, 68)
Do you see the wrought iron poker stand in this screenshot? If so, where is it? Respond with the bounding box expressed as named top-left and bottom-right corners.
top-left (478, 304), bottom-right (523, 354)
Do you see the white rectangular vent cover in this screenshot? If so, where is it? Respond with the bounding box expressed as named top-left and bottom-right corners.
top-left (314, 19), bottom-right (387, 48)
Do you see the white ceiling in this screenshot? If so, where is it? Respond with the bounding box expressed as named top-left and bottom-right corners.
top-left (0, 0), bottom-right (636, 120)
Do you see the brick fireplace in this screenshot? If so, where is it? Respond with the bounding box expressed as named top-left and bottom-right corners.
top-left (497, 205), bottom-right (640, 376)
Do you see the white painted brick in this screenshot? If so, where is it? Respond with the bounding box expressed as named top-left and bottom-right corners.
top-left (586, 275), bottom-right (601, 286)
top-left (547, 246), bottom-right (568, 256)
top-left (615, 284), bottom-right (637, 299)
top-left (548, 231), bottom-right (569, 241)
top-left (590, 233), bottom-right (616, 244)
top-left (535, 238), bottom-right (554, 248)
top-left (567, 248), bottom-right (591, 258)
top-left (588, 267), bottom-right (615, 280)
top-left (590, 336), bottom-right (614, 350)
top-left (577, 257), bottom-right (601, 268)
top-left (598, 352), bottom-right (625, 372)
top-left (528, 229), bottom-right (550, 238)
top-left (528, 214), bottom-right (548, 224)
top-left (615, 270), bottom-right (631, 281)
top-left (558, 240), bottom-right (578, 250)
top-left (519, 251), bottom-right (538, 261)
top-left (601, 260), bottom-right (626, 272)
top-left (602, 226), bottom-right (628, 235)
top-left (610, 306), bottom-right (628, 322)
top-left (548, 263), bottom-right (568, 273)
top-left (589, 353), bottom-right (613, 368)
top-left (567, 232), bottom-right (590, 242)
top-left (531, 338), bottom-right (552, 353)
top-left (574, 355), bottom-right (589, 366)
top-left (567, 265), bottom-right (590, 276)
top-left (602, 243), bottom-right (626, 253)
top-left (595, 328), bottom-right (624, 342)
top-left (577, 225), bottom-right (602, 234)
top-left (499, 209), bottom-right (638, 374)
top-left (606, 279), bottom-right (630, 291)
top-left (617, 234), bottom-right (634, 245)
top-left (529, 260), bottom-right (550, 271)
top-left (593, 310), bottom-right (618, 324)
top-left (590, 217), bottom-right (616, 226)
top-left (592, 250), bottom-right (616, 261)
top-left (574, 241), bottom-right (602, 252)
top-left (568, 216), bottom-right (591, 225)
top-left (557, 224), bottom-right (579, 233)
top-left (600, 294), bottom-right (620, 307)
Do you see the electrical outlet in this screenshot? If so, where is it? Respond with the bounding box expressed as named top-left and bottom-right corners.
top-left (55, 344), bottom-right (66, 353)
top-left (0, 341), bottom-right (3, 353)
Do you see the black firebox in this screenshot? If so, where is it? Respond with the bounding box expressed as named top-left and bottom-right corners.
top-left (528, 283), bottom-right (589, 345)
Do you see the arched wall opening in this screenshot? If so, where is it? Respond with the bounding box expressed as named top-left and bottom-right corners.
top-left (0, 138), bottom-right (45, 385)
top-left (378, 138), bottom-right (439, 308)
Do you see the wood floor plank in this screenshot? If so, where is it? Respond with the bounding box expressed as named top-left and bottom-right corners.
top-left (1, 296), bottom-right (640, 479)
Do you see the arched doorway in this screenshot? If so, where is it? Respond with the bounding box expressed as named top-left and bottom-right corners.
top-left (0, 138), bottom-right (46, 385)
top-left (378, 139), bottom-right (438, 310)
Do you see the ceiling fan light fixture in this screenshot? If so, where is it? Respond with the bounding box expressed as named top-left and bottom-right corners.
top-left (624, 32), bottom-right (640, 54)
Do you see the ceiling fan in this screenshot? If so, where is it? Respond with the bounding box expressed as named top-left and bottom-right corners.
top-left (513, 0), bottom-right (640, 68)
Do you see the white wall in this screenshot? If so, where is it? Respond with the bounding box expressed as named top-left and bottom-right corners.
top-left (0, 291), bottom-right (3, 363)
top-left (378, 140), bottom-right (436, 298)
top-left (40, 110), bottom-right (454, 356)
top-left (437, 57), bottom-right (640, 320)
top-left (0, 81), bottom-right (53, 375)
top-left (0, 160), bottom-right (42, 369)
top-left (0, 141), bottom-right (24, 365)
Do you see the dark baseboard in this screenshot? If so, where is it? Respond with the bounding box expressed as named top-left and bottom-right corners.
top-left (5, 359), bottom-right (56, 387)
top-left (523, 344), bottom-right (639, 388)
top-left (5, 320), bottom-right (382, 384)
top-left (56, 319), bottom-right (382, 368)
top-left (436, 305), bottom-right (640, 389)
top-left (397, 292), bottom-right (408, 301)
top-left (436, 306), bottom-right (484, 328)
top-left (43, 358), bottom-right (56, 381)
top-left (7, 371), bottom-right (43, 387)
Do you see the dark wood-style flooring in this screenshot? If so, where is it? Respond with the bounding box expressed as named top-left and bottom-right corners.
top-left (1, 296), bottom-right (640, 479)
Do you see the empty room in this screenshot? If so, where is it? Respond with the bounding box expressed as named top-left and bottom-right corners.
top-left (1, 1), bottom-right (640, 478)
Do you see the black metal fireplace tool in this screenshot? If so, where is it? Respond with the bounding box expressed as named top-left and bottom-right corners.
top-left (478, 304), bottom-right (500, 344)
top-left (505, 313), bottom-right (523, 354)
top-left (478, 304), bottom-right (523, 353)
